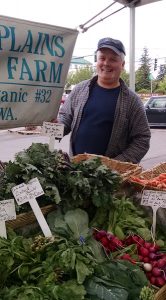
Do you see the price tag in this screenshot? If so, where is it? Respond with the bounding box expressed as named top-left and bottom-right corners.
top-left (42, 122), bottom-right (64, 139)
top-left (12, 183), bottom-right (30, 205)
top-left (12, 178), bottom-right (52, 237)
top-left (28, 178), bottom-right (44, 198)
top-left (141, 190), bottom-right (166, 240)
top-left (0, 199), bottom-right (16, 238)
top-left (42, 122), bottom-right (64, 152)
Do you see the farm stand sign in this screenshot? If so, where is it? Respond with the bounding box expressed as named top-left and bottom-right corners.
top-left (0, 15), bottom-right (78, 129)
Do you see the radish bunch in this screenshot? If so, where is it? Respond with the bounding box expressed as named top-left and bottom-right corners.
top-left (94, 230), bottom-right (123, 253)
top-left (124, 235), bottom-right (166, 287)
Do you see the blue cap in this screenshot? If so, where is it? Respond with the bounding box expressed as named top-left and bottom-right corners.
top-left (97, 37), bottom-right (126, 56)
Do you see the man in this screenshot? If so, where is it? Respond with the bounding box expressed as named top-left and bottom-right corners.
top-left (57, 37), bottom-right (151, 163)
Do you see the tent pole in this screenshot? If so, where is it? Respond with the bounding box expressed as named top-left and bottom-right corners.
top-left (129, 6), bottom-right (136, 91)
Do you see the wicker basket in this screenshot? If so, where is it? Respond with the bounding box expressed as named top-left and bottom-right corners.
top-left (6, 204), bottom-right (56, 229)
top-left (128, 162), bottom-right (166, 191)
top-left (72, 154), bottom-right (142, 182)
top-left (154, 284), bottom-right (166, 300)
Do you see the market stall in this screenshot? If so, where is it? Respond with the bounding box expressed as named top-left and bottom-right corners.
top-left (0, 144), bottom-right (166, 299)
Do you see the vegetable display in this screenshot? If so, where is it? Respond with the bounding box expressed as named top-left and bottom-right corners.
top-left (130, 173), bottom-right (166, 189)
top-left (0, 143), bottom-right (166, 299)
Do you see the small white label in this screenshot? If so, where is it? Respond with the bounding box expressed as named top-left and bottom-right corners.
top-left (141, 190), bottom-right (166, 241)
top-left (12, 178), bottom-right (52, 238)
top-left (12, 183), bottom-right (30, 204)
top-left (141, 190), bottom-right (166, 209)
top-left (0, 199), bottom-right (16, 221)
top-left (12, 178), bottom-right (44, 204)
top-left (28, 178), bottom-right (44, 198)
top-left (42, 122), bottom-right (64, 139)
top-left (0, 199), bottom-right (16, 239)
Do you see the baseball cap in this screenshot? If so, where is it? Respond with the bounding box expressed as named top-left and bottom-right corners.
top-left (97, 37), bottom-right (126, 56)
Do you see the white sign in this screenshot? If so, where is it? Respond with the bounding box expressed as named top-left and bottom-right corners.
top-left (0, 199), bottom-right (16, 238)
top-left (12, 178), bottom-right (44, 205)
top-left (141, 190), bottom-right (166, 209)
top-left (28, 178), bottom-right (44, 198)
top-left (0, 15), bottom-right (78, 129)
top-left (12, 178), bottom-right (52, 237)
top-left (42, 122), bottom-right (64, 138)
top-left (141, 190), bottom-right (166, 240)
top-left (12, 183), bottom-right (30, 205)
top-left (42, 121), bottom-right (64, 152)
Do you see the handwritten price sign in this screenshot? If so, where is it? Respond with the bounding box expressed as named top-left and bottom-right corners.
top-left (141, 190), bottom-right (166, 240)
top-left (12, 178), bottom-right (52, 237)
top-left (42, 122), bottom-right (64, 152)
top-left (0, 199), bottom-right (16, 238)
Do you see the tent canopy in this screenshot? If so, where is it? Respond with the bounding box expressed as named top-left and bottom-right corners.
top-left (116, 0), bottom-right (161, 7)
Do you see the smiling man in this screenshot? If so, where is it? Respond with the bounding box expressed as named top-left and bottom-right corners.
top-left (57, 37), bottom-right (151, 163)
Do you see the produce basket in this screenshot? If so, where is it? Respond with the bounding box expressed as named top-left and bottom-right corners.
top-left (154, 284), bottom-right (166, 300)
top-left (72, 154), bottom-right (142, 182)
top-left (128, 162), bottom-right (166, 191)
top-left (6, 204), bottom-right (56, 229)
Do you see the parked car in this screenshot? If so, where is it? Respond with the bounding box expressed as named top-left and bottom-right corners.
top-left (58, 94), bottom-right (68, 116)
top-left (144, 95), bottom-right (166, 127)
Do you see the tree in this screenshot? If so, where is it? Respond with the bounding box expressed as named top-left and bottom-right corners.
top-left (155, 75), bottom-right (166, 93)
top-left (156, 64), bottom-right (166, 81)
top-left (135, 47), bottom-right (152, 92)
top-left (66, 66), bottom-right (94, 89)
top-left (121, 70), bottom-right (129, 86)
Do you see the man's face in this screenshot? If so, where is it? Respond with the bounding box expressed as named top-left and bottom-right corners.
top-left (96, 48), bottom-right (125, 86)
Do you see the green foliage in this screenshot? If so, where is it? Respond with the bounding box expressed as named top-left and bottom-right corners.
top-left (155, 75), bottom-right (166, 93)
top-left (66, 66), bottom-right (94, 88)
top-left (135, 47), bottom-right (152, 92)
top-left (139, 286), bottom-right (155, 300)
top-left (107, 196), bottom-right (152, 240)
top-left (156, 64), bottom-right (166, 81)
top-left (121, 70), bottom-right (129, 86)
top-left (0, 144), bottom-right (121, 217)
top-left (86, 260), bottom-right (148, 300)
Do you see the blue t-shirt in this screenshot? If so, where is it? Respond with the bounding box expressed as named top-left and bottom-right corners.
top-left (73, 83), bottom-right (120, 155)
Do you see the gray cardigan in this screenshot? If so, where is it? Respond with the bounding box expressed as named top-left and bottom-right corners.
top-left (58, 76), bottom-right (151, 163)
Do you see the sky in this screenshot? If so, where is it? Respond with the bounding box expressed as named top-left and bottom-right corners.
top-left (1, 0), bottom-right (166, 73)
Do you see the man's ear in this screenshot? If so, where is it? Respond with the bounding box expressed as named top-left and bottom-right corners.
top-left (122, 60), bottom-right (125, 69)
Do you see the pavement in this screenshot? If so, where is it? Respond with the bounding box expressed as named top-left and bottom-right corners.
top-left (6, 127), bottom-right (42, 135)
top-left (0, 127), bottom-right (166, 170)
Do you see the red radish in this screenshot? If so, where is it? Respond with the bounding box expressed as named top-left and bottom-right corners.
top-left (139, 247), bottom-right (149, 257)
top-left (144, 242), bottom-right (152, 249)
top-left (100, 237), bottom-right (109, 248)
top-left (107, 233), bottom-right (114, 240)
top-left (137, 237), bottom-right (145, 245)
top-left (120, 254), bottom-right (136, 264)
top-left (112, 237), bottom-right (123, 248)
top-left (152, 267), bottom-right (161, 277)
top-left (124, 236), bottom-right (133, 245)
top-left (139, 255), bottom-right (143, 262)
top-left (143, 257), bottom-right (150, 263)
top-left (143, 263), bottom-right (152, 272)
top-left (157, 259), bottom-right (166, 268)
top-left (132, 236), bottom-right (140, 243)
top-left (95, 230), bottom-right (107, 240)
top-left (149, 253), bottom-right (157, 261)
top-left (155, 277), bottom-right (165, 287)
top-left (149, 276), bottom-right (156, 285)
top-left (149, 245), bottom-right (160, 252)
top-left (108, 243), bottom-right (116, 251)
